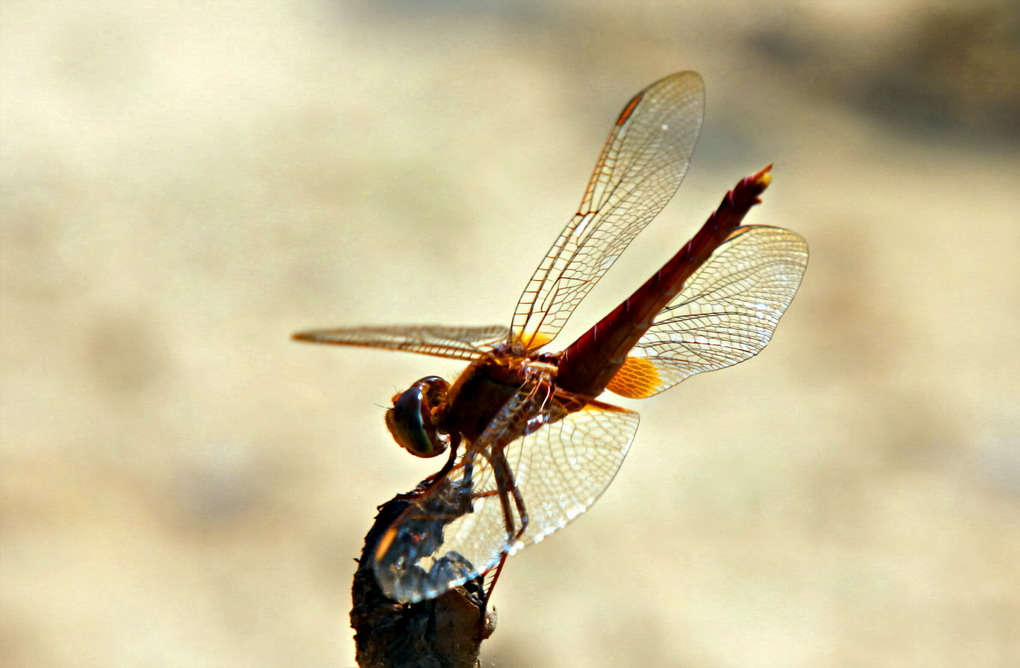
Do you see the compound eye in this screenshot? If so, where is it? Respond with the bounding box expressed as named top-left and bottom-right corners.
top-left (385, 377), bottom-right (449, 458)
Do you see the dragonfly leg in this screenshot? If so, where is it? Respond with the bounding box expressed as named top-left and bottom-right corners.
top-left (480, 443), bottom-right (531, 611)
top-left (484, 551), bottom-right (510, 612)
top-left (429, 432), bottom-right (462, 484)
top-left (488, 445), bottom-right (524, 546)
top-left (509, 476), bottom-right (529, 543)
top-left (480, 491), bottom-right (527, 615)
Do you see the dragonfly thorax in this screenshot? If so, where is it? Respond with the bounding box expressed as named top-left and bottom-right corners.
top-left (444, 353), bottom-right (552, 443)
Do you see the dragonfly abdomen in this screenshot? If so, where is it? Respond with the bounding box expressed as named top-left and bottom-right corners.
top-left (557, 166), bottom-right (774, 398)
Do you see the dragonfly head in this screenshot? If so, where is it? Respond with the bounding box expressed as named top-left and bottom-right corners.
top-left (385, 376), bottom-right (451, 458)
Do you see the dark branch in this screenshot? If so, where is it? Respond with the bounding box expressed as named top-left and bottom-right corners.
top-left (351, 480), bottom-right (495, 668)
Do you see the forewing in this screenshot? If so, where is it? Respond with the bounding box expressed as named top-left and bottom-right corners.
top-left (606, 225), bottom-right (808, 398)
top-left (372, 389), bottom-right (639, 602)
top-left (512, 72), bottom-right (705, 351)
top-left (291, 324), bottom-right (509, 361)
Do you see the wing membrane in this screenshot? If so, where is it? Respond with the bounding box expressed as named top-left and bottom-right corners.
top-left (292, 324), bottom-right (509, 361)
top-left (501, 397), bottom-right (638, 546)
top-left (606, 225), bottom-right (808, 398)
top-left (512, 71), bottom-right (705, 350)
top-left (373, 390), bottom-right (638, 603)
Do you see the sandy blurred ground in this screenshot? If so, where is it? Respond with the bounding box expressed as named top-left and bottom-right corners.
top-left (2, 1), bottom-right (1019, 666)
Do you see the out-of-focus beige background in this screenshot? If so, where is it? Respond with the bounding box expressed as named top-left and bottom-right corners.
top-left (2, 1), bottom-right (1019, 666)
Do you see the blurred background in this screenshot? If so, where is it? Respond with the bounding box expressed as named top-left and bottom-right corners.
top-left (2, 1), bottom-right (1019, 666)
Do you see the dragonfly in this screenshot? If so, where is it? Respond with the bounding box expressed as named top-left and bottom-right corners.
top-left (294, 71), bottom-right (808, 604)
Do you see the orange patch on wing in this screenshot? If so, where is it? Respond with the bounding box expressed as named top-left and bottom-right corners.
top-left (522, 331), bottom-right (555, 351)
top-left (606, 356), bottom-right (663, 399)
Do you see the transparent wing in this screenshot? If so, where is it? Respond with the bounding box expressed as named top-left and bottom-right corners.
top-left (512, 71), bottom-right (705, 351)
top-left (606, 225), bottom-right (808, 399)
top-left (291, 324), bottom-right (509, 361)
top-left (501, 397), bottom-right (639, 546)
top-left (373, 390), bottom-right (638, 603)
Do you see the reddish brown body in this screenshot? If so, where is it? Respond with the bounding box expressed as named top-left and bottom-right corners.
top-left (445, 354), bottom-right (528, 442)
top-left (293, 72), bottom-right (808, 606)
